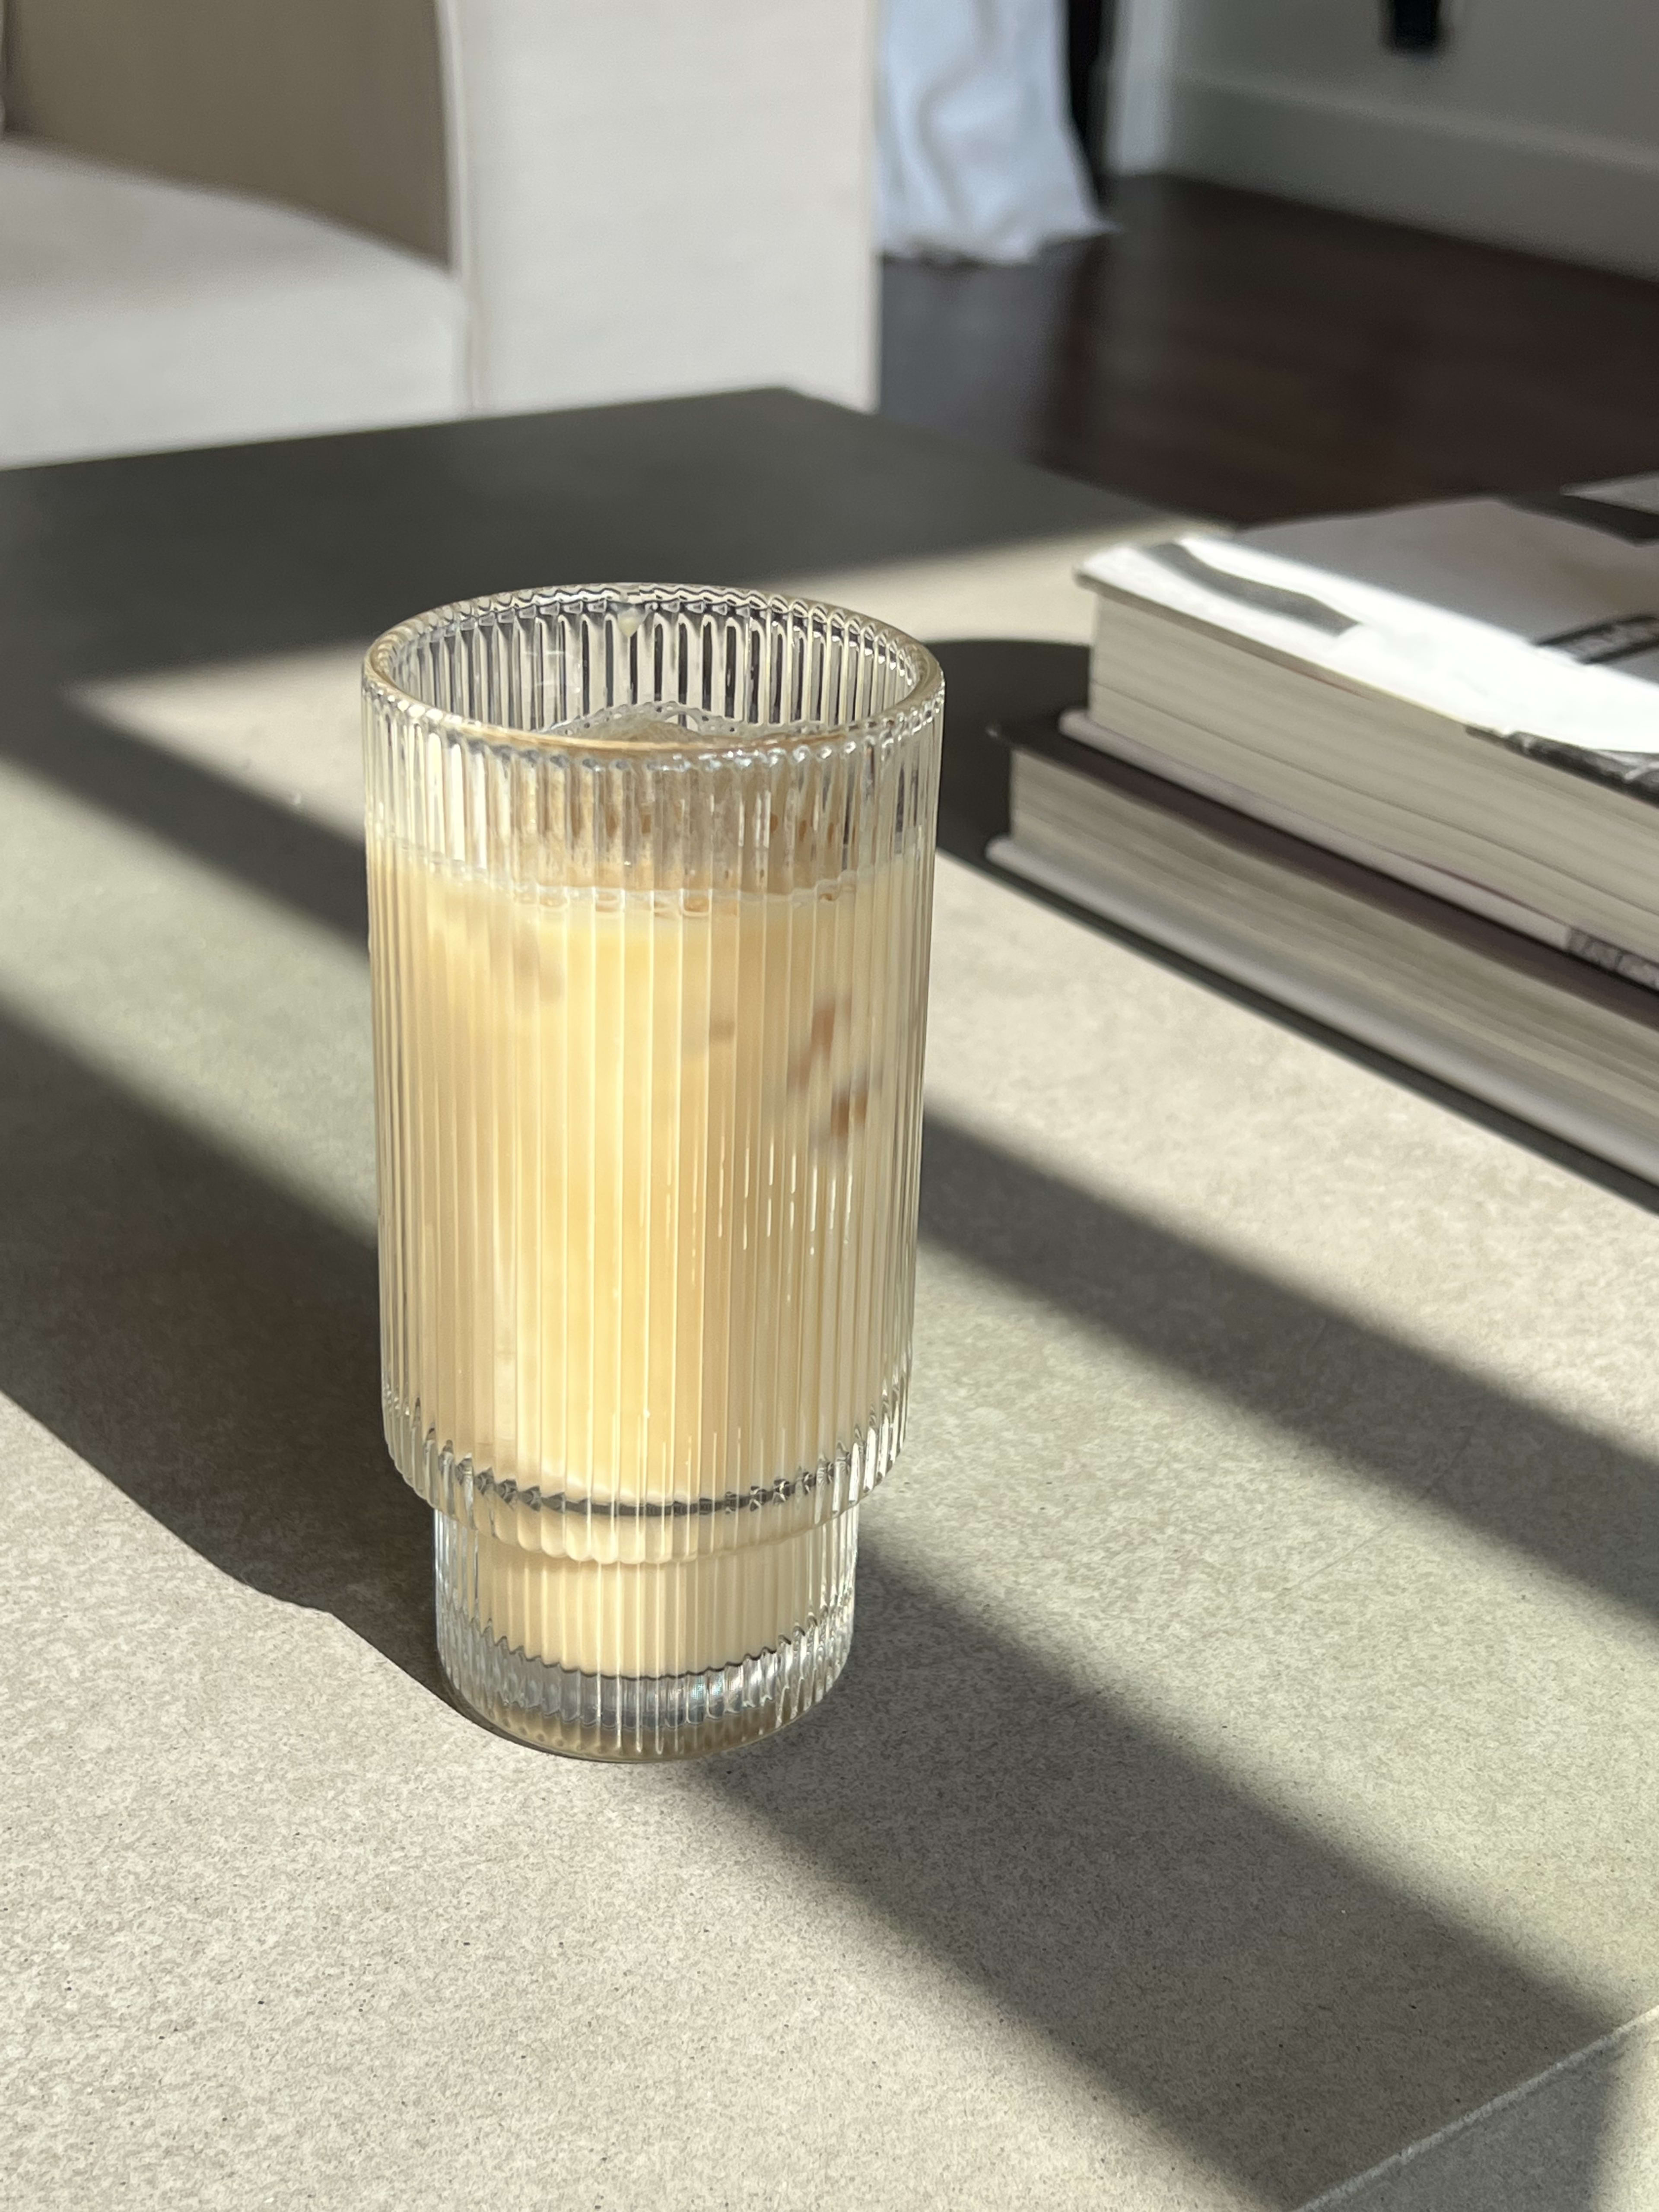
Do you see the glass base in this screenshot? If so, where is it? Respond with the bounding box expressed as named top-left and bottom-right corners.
top-left (433, 1510), bottom-right (857, 1760)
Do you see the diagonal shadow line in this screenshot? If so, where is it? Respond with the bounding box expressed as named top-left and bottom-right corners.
top-left (0, 1005), bottom-right (433, 1690)
top-left (0, 632), bottom-right (1062, 957)
top-left (6, 669), bottom-right (1657, 1638)
top-left (0, 1002), bottom-right (1616, 2206)
top-left (30, 628), bottom-right (1659, 1260)
top-left (1, 629), bottom-right (1052, 960)
top-left (918, 1113), bottom-right (1659, 1630)
top-left (705, 1546), bottom-right (1616, 2207)
top-left (0, 692), bottom-right (369, 943)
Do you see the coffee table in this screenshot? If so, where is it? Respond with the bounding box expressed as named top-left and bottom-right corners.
top-left (2, 393), bottom-right (1655, 2211)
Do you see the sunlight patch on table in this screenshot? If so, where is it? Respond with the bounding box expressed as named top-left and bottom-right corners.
top-left (0, 757), bottom-right (374, 1234)
top-left (768, 525), bottom-right (1171, 645)
top-left (71, 643), bottom-right (370, 839)
top-left (894, 1233), bottom-right (1659, 2021)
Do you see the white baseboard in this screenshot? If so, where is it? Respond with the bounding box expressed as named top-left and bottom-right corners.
top-left (1163, 68), bottom-right (1659, 280)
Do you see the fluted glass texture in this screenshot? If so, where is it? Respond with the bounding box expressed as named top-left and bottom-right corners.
top-left (363, 586), bottom-right (941, 1756)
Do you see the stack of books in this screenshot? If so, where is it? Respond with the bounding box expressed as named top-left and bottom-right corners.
top-left (988, 477), bottom-right (1659, 1183)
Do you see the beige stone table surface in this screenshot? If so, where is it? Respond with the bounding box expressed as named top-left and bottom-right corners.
top-left (1, 394), bottom-right (1656, 2210)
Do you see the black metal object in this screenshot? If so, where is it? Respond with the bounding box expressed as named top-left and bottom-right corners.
top-left (1068, 0), bottom-right (1110, 184)
top-left (1386, 0), bottom-right (1444, 51)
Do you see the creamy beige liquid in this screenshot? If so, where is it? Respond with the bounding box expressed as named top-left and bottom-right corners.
top-left (372, 841), bottom-right (922, 1680)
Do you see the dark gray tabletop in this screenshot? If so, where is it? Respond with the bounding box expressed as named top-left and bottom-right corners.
top-left (0, 388), bottom-right (1147, 934)
top-left (2, 393), bottom-right (1655, 2212)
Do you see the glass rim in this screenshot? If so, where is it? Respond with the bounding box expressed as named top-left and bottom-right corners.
top-left (362, 581), bottom-right (944, 758)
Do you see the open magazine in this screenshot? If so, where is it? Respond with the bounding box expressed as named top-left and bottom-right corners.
top-left (1083, 476), bottom-right (1659, 799)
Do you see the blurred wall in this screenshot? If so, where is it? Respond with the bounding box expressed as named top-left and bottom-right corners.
top-left (1109, 0), bottom-right (1659, 280)
top-left (453, 0), bottom-right (877, 416)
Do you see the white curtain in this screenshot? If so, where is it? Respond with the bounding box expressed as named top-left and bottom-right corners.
top-left (877, 0), bottom-right (1105, 264)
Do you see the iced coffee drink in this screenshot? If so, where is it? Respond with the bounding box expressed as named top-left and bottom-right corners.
top-left (363, 591), bottom-right (941, 1757)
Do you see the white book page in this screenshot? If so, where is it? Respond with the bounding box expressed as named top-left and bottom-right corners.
top-left (1245, 498), bottom-right (1659, 672)
top-left (1080, 532), bottom-right (1659, 757)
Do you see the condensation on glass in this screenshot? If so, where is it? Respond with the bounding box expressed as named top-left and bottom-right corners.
top-left (362, 586), bottom-right (942, 1757)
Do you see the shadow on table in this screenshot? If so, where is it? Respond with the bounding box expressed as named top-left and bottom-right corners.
top-left (710, 1544), bottom-right (1613, 2207)
top-left (916, 1115), bottom-right (1659, 1632)
top-left (2, 687), bottom-right (371, 941)
top-left (0, 632), bottom-right (1082, 958)
top-left (0, 1007), bottom-right (435, 1691)
top-left (0, 1004), bottom-right (1627, 2203)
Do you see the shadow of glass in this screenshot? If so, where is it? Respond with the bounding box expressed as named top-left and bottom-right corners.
top-left (0, 1004), bottom-right (1624, 2203)
top-left (15, 675), bottom-right (1655, 1640)
top-left (0, 1007), bottom-right (435, 1691)
top-left (928, 636), bottom-right (1090, 862)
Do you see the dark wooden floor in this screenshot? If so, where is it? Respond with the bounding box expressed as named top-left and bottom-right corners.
top-left (880, 175), bottom-right (1659, 524)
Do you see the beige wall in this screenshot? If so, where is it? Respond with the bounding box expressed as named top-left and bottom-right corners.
top-left (1179, 0), bottom-right (1659, 150)
top-left (1111, 0), bottom-right (1659, 278)
top-left (451, 0), bottom-right (878, 417)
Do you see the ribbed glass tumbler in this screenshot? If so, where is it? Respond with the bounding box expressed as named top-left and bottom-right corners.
top-left (362, 585), bottom-right (942, 1758)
